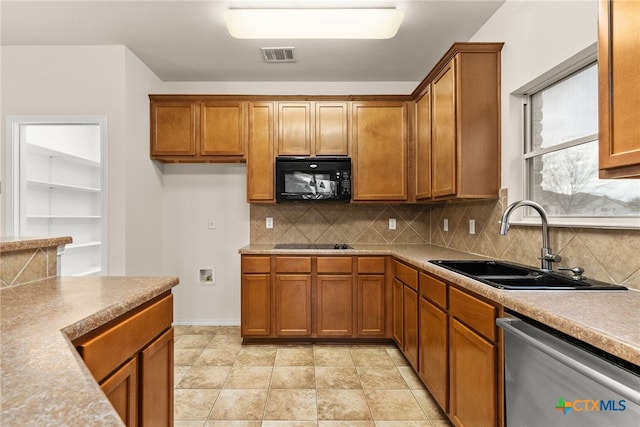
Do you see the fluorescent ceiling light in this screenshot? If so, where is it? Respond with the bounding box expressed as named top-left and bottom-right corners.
top-left (224, 8), bottom-right (404, 39)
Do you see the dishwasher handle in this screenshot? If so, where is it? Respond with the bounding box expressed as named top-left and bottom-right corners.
top-left (497, 317), bottom-right (640, 405)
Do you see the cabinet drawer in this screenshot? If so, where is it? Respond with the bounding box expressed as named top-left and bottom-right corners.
top-left (393, 260), bottom-right (418, 290)
top-left (317, 257), bottom-right (352, 273)
top-left (242, 256), bottom-right (271, 273)
top-left (76, 294), bottom-right (173, 382)
top-left (449, 287), bottom-right (496, 342)
top-left (276, 256), bottom-right (312, 273)
top-left (358, 257), bottom-right (385, 274)
top-left (419, 272), bottom-right (447, 310)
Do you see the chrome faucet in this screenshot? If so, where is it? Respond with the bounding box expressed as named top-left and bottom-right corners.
top-left (499, 200), bottom-right (561, 271)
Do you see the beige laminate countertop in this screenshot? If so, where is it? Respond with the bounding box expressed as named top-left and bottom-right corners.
top-left (240, 244), bottom-right (640, 366)
top-left (0, 275), bottom-right (179, 427)
top-left (0, 236), bottom-right (73, 253)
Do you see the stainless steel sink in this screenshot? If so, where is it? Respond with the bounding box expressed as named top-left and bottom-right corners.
top-left (429, 260), bottom-right (627, 291)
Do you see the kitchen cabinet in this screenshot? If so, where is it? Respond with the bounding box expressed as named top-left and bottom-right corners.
top-left (356, 257), bottom-right (387, 337)
top-left (352, 101), bottom-right (409, 201)
top-left (392, 260), bottom-right (419, 369)
top-left (448, 286), bottom-right (499, 427)
top-left (392, 278), bottom-right (404, 346)
top-left (277, 101), bottom-right (349, 156)
top-left (412, 43), bottom-right (503, 200)
top-left (316, 257), bottom-right (354, 337)
top-left (74, 293), bottom-right (174, 427)
top-left (149, 96), bottom-right (246, 162)
top-left (274, 256), bottom-right (312, 337)
top-left (598, 0), bottom-right (640, 178)
top-left (418, 272), bottom-right (448, 411)
top-left (241, 255), bottom-right (388, 340)
top-left (241, 256), bottom-right (272, 337)
top-left (246, 102), bottom-right (276, 202)
top-left (414, 86), bottom-right (432, 199)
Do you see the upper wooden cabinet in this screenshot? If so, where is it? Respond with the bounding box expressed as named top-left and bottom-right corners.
top-left (412, 43), bottom-right (503, 200)
top-left (352, 101), bottom-right (409, 201)
top-left (598, 0), bottom-right (640, 178)
top-left (150, 96), bottom-right (246, 162)
top-left (247, 102), bottom-right (276, 203)
top-left (277, 101), bottom-right (349, 156)
top-left (150, 101), bottom-right (198, 157)
top-left (415, 86), bottom-right (432, 200)
top-left (201, 102), bottom-right (245, 156)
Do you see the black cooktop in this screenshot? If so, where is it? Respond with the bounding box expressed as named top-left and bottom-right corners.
top-left (273, 243), bottom-right (353, 250)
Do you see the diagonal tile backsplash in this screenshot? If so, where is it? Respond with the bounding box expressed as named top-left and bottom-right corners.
top-left (250, 190), bottom-right (640, 290)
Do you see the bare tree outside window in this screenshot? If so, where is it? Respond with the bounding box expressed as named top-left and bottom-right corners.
top-left (526, 63), bottom-right (640, 218)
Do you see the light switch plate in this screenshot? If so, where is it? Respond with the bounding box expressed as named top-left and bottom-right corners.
top-left (443, 218), bottom-right (449, 232)
top-left (469, 219), bottom-right (476, 234)
top-left (389, 218), bottom-right (397, 230)
top-left (266, 217), bottom-right (274, 229)
top-left (208, 218), bottom-right (215, 229)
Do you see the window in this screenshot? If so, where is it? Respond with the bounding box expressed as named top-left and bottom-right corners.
top-left (524, 62), bottom-right (640, 223)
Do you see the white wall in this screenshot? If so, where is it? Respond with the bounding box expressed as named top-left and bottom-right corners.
top-left (123, 49), bottom-right (165, 274)
top-left (1, 45), bottom-right (164, 275)
top-left (161, 163), bottom-right (249, 324)
top-left (470, 0), bottom-right (598, 203)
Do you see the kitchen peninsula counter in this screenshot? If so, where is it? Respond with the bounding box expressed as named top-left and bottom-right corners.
top-left (0, 275), bottom-right (179, 426)
top-left (240, 243), bottom-right (640, 365)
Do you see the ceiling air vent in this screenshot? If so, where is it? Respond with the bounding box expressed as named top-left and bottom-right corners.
top-left (261, 47), bottom-right (296, 63)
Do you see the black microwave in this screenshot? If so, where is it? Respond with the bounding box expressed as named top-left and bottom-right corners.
top-left (275, 157), bottom-right (351, 201)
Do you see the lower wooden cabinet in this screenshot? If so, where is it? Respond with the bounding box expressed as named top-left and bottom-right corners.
top-left (240, 255), bottom-right (387, 340)
top-left (403, 285), bottom-right (419, 370)
top-left (75, 293), bottom-right (174, 427)
top-left (392, 278), bottom-right (404, 346)
top-left (419, 296), bottom-right (448, 411)
top-left (450, 318), bottom-right (497, 427)
top-left (140, 328), bottom-right (174, 426)
top-left (317, 274), bottom-right (353, 337)
top-left (101, 356), bottom-right (138, 426)
top-left (275, 274), bottom-right (313, 336)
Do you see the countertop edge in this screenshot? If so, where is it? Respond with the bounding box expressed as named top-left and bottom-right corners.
top-left (239, 244), bottom-right (640, 366)
top-left (0, 236), bottom-right (73, 253)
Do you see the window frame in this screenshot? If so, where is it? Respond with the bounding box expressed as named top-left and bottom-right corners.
top-left (511, 45), bottom-right (639, 230)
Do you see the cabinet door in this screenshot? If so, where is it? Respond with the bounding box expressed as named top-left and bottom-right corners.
top-left (598, 0), bottom-right (640, 178)
top-left (247, 102), bottom-right (275, 202)
top-left (403, 285), bottom-right (419, 370)
top-left (316, 274), bottom-right (353, 337)
top-left (278, 102), bottom-right (312, 155)
top-left (419, 297), bottom-right (448, 411)
top-left (450, 318), bottom-right (497, 427)
top-left (140, 328), bottom-right (174, 427)
top-left (357, 274), bottom-right (386, 337)
top-left (431, 61), bottom-right (457, 198)
top-left (392, 278), bottom-right (404, 346)
top-left (241, 274), bottom-right (271, 336)
top-left (101, 356), bottom-right (138, 427)
top-left (201, 102), bottom-right (245, 156)
top-left (151, 102), bottom-right (198, 156)
top-left (352, 102), bottom-right (408, 201)
top-left (415, 86), bottom-right (432, 199)
top-left (275, 274), bottom-right (312, 336)
top-left (315, 102), bottom-right (349, 156)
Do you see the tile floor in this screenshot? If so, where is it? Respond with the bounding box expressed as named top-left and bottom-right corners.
top-left (174, 325), bottom-right (453, 427)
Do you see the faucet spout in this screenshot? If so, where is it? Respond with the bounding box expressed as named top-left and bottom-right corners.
top-left (499, 200), bottom-right (560, 271)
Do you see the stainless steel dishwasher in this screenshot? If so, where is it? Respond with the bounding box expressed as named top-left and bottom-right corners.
top-left (497, 313), bottom-right (640, 427)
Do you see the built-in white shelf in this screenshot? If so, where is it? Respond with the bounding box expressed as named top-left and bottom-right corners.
top-left (26, 179), bottom-right (101, 193)
top-left (66, 241), bottom-right (102, 250)
top-left (72, 266), bottom-right (102, 276)
top-left (26, 143), bottom-right (100, 168)
top-left (27, 215), bottom-right (101, 219)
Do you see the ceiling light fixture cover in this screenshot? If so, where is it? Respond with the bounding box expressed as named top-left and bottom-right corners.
top-left (224, 8), bottom-right (404, 39)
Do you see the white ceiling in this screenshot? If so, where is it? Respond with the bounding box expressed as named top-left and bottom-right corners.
top-left (1, 0), bottom-right (505, 82)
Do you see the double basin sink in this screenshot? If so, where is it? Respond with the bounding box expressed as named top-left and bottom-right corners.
top-left (429, 260), bottom-right (627, 291)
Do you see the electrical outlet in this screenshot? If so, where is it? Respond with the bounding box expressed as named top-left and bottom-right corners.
top-left (389, 218), bottom-right (397, 230)
top-left (208, 218), bottom-right (215, 229)
top-left (469, 219), bottom-right (476, 235)
top-left (266, 217), bottom-right (273, 229)
top-left (443, 219), bottom-right (449, 232)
